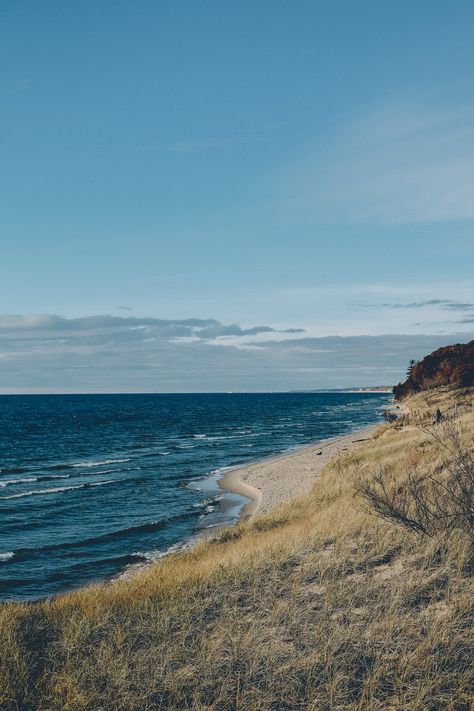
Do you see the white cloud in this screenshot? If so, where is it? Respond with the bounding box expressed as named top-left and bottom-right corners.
top-left (0, 313), bottom-right (471, 393)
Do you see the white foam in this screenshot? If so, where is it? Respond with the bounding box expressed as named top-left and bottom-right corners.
top-left (1, 484), bottom-right (84, 499)
top-left (0, 551), bottom-right (14, 562)
top-left (131, 549), bottom-right (168, 562)
top-left (0, 479), bottom-right (116, 500)
top-left (87, 469), bottom-right (115, 475)
top-left (0, 477), bottom-right (37, 487)
top-left (130, 539), bottom-right (194, 563)
top-left (210, 466), bottom-right (234, 475)
top-left (194, 434), bottom-right (239, 441)
top-left (0, 474), bottom-right (72, 488)
top-left (72, 458), bottom-right (131, 468)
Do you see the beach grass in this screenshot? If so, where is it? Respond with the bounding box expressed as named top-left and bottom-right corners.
top-left (1, 387), bottom-right (473, 710)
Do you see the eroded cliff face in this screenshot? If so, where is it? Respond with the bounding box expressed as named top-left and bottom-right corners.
top-left (394, 340), bottom-right (474, 400)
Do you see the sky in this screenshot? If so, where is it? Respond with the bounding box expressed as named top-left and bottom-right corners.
top-left (1, 1), bottom-right (473, 392)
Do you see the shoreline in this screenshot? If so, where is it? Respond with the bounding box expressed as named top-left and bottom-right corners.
top-left (120, 423), bottom-right (381, 582)
top-left (219, 423), bottom-right (380, 519)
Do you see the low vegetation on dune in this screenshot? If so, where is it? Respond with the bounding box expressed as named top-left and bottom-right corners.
top-left (1, 387), bottom-right (473, 710)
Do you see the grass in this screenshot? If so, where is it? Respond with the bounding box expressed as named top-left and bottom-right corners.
top-left (1, 387), bottom-right (473, 710)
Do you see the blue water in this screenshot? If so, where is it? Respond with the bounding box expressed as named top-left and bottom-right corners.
top-left (0, 392), bottom-right (391, 600)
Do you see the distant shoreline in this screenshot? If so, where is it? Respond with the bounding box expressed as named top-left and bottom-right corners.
top-left (291, 389), bottom-right (393, 394)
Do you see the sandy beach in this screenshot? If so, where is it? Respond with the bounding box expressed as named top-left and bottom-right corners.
top-left (219, 423), bottom-right (380, 517)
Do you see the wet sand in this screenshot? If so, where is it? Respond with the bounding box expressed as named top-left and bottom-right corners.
top-left (219, 424), bottom-right (380, 517)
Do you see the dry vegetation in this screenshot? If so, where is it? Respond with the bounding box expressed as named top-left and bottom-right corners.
top-left (1, 388), bottom-right (473, 710)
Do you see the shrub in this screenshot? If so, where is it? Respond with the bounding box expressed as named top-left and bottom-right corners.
top-left (357, 421), bottom-right (474, 540)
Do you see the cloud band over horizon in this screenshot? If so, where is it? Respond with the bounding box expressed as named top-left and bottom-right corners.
top-left (0, 313), bottom-right (472, 394)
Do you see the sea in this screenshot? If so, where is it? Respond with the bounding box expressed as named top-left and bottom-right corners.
top-left (0, 392), bottom-right (391, 601)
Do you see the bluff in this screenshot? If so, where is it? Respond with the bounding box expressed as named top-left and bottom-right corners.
top-left (394, 339), bottom-right (474, 400)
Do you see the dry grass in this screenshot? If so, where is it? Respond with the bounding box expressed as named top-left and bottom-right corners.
top-left (1, 389), bottom-right (473, 710)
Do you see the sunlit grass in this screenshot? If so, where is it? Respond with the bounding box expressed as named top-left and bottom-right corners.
top-left (1, 388), bottom-right (473, 709)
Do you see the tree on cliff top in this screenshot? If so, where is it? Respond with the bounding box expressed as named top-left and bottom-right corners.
top-left (393, 340), bottom-right (474, 400)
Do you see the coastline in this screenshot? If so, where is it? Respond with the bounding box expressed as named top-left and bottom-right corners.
top-left (219, 423), bottom-right (380, 518)
top-left (120, 422), bottom-right (383, 581)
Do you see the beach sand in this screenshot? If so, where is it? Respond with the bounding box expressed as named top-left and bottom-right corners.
top-left (219, 424), bottom-right (380, 517)
top-left (120, 423), bottom-right (384, 580)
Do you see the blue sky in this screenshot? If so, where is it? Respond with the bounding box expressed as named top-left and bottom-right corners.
top-left (1, 1), bottom-right (473, 391)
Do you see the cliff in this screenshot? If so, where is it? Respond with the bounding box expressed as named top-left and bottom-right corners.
top-left (394, 340), bottom-right (474, 400)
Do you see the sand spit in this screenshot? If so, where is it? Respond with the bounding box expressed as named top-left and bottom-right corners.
top-left (220, 424), bottom-right (380, 517)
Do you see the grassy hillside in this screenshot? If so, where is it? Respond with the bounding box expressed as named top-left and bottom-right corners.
top-left (1, 388), bottom-right (473, 710)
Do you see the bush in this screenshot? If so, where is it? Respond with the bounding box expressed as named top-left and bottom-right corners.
top-left (357, 421), bottom-right (474, 540)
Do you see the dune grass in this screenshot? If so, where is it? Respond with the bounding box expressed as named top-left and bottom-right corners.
top-left (1, 388), bottom-right (473, 710)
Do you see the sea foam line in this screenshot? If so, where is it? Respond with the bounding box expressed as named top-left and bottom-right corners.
top-left (0, 551), bottom-right (14, 562)
top-left (72, 458), bottom-right (131, 468)
top-left (0, 480), bottom-right (116, 500)
top-left (0, 477), bottom-right (38, 488)
top-left (0, 474), bottom-right (71, 488)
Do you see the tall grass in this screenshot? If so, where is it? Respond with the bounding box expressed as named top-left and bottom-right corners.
top-left (1, 387), bottom-right (473, 710)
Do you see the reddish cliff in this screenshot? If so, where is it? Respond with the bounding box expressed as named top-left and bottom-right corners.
top-left (393, 340), bottom-right (474, 400)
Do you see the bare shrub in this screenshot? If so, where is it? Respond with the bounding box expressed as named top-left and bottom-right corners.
top-left (383, 410), bottom-right (398, 423)
top-left (357, 421), bottom-right (474, 540)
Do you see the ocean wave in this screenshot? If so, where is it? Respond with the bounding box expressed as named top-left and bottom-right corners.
top-left (192, 494), bottom-right (224, 508)
top-left (209, 466), bottom-right (235, 475)
top-left (0, 552), bottom-right (14, 562)
top-left (130, 550), bottom-right (168, 562)
top-left (192, 433), bottom-right (242, 441)
top-left (2, 458), bottom-right (133, 476)
top-left (72, 458), bottom-right (131, 468)
top-left (0, 467), bottom-right (141, 492)
top-left (0, 473), bottom-right (71, 488)
top-left (0, 477), bottom-right (38, 487)
top-left (0, 480), bottom-right (116, 500)
top-left (0, 466), bottom-right (29, 475)
top-left (130, 539), bottom-right (194, 564)
top-left (12, 510), bottom-right (203, 559)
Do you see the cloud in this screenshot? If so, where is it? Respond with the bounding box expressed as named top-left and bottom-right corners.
top-left (442, 303), bottom-right (474, 312)
top-left (195, 324), bottom-right (305, 339)
top-left (0, 313), bottom-right (471, 393)
top-left (300, 101), bottom-right (474, 224)
top-left (0, 314), bottom-right (300, 348)
top-left (379, 299), bottom-right (474, 311)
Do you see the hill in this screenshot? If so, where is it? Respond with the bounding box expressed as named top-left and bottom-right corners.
top-left (1, 385), bottom-right (473, 709)
top-left (394, 340), bottom-right (474, 400)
